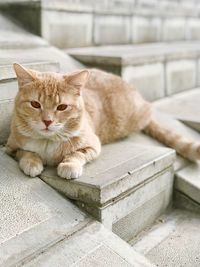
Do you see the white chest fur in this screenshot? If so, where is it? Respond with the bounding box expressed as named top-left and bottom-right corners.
top-left (23, 139), bottom-right (61, 166)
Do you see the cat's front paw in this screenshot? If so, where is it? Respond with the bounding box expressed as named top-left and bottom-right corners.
top-left (57, 161), bottom-right (83, 179)
top-left (19, 157), bottom-right (44, 177)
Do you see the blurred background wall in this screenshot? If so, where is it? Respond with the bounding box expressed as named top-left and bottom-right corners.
top-left (1, 0), bottom-right (200, 49)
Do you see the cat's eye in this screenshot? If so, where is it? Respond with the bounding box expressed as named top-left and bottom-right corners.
top-left (57, 104), bottom-right (68, 111)
top-left (30, 101), bottom-right (41, 109)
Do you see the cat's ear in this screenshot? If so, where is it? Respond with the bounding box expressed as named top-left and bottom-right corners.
top-left (13, 63), bottom-right (36, 87)
top-left (65, 70), bottom-right (89, 94)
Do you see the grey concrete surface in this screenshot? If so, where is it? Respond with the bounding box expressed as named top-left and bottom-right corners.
top-left (132, 209), bottom-right (200, 267)
top-left (175, 163), bottom-right (200, 205)
top-left (0, 148), bottom-right (89, 267)
top-left (174, 190), bottom-right (200, 214)
top-left (66, 41), bottom-right (200, 67)
top-left (0, 29), bottom-right (47, 49)
top-left (41, 0), bottom-right (200, 48)
top-left (0, 147), bottom-right (155, 267)
top-left (155, 88), bottom-right (200, 132)
top-left (23, 222), bottom-right (155, 267)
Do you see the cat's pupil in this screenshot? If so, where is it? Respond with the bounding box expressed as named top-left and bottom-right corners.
top-left (31, 101), bottom-right (41, 109)
top-left (57, 104), bottom-right (68, 111)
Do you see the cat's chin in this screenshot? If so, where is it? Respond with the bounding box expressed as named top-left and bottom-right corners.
top-left (39, 129), bottom-right (56, 137)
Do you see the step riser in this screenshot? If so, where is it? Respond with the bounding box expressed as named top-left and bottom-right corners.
top-left (124, 59), bottom-right (198, 101)
top-left (0, 0), bottom-right (41, 36)
top-left (0, 80), bottom-right (18, 101)
top-left (42, 1), bottom-right (200, 48)
top-left (174, 191), bottom-right (200, 214)
top-left (113, 184), bottom-right (173, 242)
top-left (0, 99), bottom-right (14, 144)
top-left (3, 0), bottom-right (200, 49)
top-left (41, 139), bottom-right (175, 242)
top-left (76, 167), bottom-right (174, 236)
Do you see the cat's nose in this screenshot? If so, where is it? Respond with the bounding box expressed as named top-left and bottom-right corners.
top-left (43, 120), bottom-right (53, 127)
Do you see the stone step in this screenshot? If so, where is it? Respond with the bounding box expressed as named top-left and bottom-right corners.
top-left (66, 42), bottom-right (200, 101)
top-left (2, 0), bottom-right (200, 49)
top-left (155, 88), bottom-right (200, 133)
top-left (41, 0), bottom-right (200, 48)
top-left (22, 221), bottom-right (154, 267)
top-left (0, 147), bottom-right (88, 266)
top-left (175, 163), bottom-right (200, 211)
top-left (0, 0), bottom-right (41, 35)
top-left (131, 209), bottom-right (200, 267)
top-left (41, 137), bottom-right (175, 241)
top-left (0, 147), bottom-right (154, 267)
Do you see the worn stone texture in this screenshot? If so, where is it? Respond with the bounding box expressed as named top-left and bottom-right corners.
top-left (42, 10), bottom-right (93, 48)
top-left (0, 80), bottom-right (17, 101)
top-left (146, 210), bottom-right (200, 267)
top-left (113, 185), bottom-right (173, 242)
top-left (0, 100), bottom-right (14, 145)
top-left (166, 60), bottom-right (196, 95)
top-left (175, 163), bottom-right (200, 205)
top-left (0, 148), bottom-right (154, 267)
top-left (67, 41), bottom-right (200, 67)
top-left (94, 15), bottom-right (131, 45)
top-left (0, 149), bottom-right (89, 267)
top-left (174, 191), bottom-right (200, 214)
top-left (79, 167), bottom-right (174, 229)
top-left (132, 17), bottom-right (161, 43)
top-left (198, 59), bottom-right (200, 86)
top-left (186, 19), bottom-right (200, 40)
top-left (162, 18), bottom-right (186, 41)
top-left (23, 222), bottom-right (154, 267)
top-left (0, 13), bottom-right (30, 32)
top-left (130, 209), bottom-right (200, 267)
top-left (41, 138), bottom-right (175, 232)
top-left (122, 63), bottom-right (164, 101)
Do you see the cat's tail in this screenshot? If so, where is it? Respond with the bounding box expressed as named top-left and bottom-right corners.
top-left (144, 118), bottom-right (200, 162)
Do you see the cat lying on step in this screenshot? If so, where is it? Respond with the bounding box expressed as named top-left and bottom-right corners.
top-left (6, 63), bottom-right (200, 178)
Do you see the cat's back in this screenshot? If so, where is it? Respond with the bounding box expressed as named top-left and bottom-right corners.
top-left (85, 68), bottom-right (130, 94)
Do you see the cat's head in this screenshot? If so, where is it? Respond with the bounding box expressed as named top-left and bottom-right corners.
top-left (13, 63), bottom-right (89, 141)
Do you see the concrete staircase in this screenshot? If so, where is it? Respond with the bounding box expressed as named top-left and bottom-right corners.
top-left (0, 148), bottom-right (154, 267)
top-left (67, 42), bottom-right (200, 101)
top-left (0, 9), bottom-right (155, 267)
top-left (1, 1), bottom-right (200, 266)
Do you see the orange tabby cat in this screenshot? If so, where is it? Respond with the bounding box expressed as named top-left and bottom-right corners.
top-left (6, 63), bottom-right (200, 178)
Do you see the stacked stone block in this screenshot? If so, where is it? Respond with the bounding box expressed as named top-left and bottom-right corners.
top-left (41, 0), bottom-right (200, 48)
